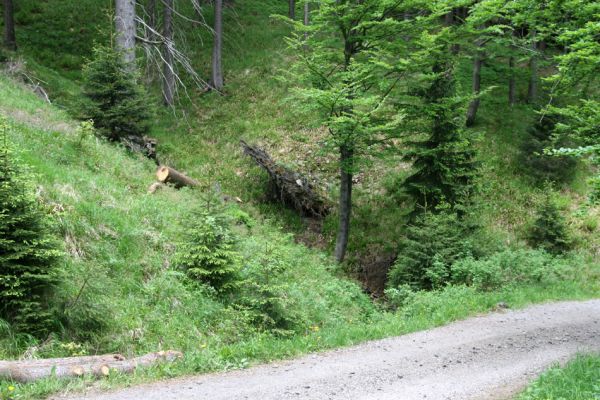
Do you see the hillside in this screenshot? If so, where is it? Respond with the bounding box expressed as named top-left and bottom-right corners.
top-left (0, 0), bottom-right (599, 398)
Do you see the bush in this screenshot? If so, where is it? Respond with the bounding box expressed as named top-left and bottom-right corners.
top-left (528, 192), bottom-right (572, 254)
top-left (0, 118), bottom-right (61, 336)
top-left (451, 248), bottom-right (569, 290)
top-left (387, 209), bottom-right (476, 290)
top-left (80, 45), bottom-right (152, 141)
top-left (175, 211), bottom-right (241, 294)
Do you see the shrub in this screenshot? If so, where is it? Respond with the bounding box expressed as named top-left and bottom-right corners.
top-left (175, 211), bottom-right (241, 294)
top-left (528, 192), bottom-right (572, 254)
top-left (387, 209), bottom-right (476, 290)
top-left (0, 118), bottom-right (61, 336)
top-left (80, 45), bottom-right (152, 141)
top-left (451, 248), bottom-right (569, 290)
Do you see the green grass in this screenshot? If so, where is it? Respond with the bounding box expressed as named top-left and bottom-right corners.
top-left (517, 354), bottom-right (600, 400)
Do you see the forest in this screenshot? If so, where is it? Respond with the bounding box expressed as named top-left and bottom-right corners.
top-left (0, 0), bottom-right (599, 399)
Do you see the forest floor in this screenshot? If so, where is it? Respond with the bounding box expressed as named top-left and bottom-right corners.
top-left (50, 300), bottom-right (600, 400)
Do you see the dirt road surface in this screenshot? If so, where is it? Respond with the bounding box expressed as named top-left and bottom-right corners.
top-left (54, 300), bottom-right (600, 400)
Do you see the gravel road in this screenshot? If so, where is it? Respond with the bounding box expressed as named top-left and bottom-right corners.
top-left (55, 300), bottom-right (600, 400)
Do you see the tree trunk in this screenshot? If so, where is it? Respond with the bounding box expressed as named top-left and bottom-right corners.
top-left (303, 2), bottom-right (309, 26)
top-left (334, 146), bottom-right (353, 263)
top-left (3, 0), bottom-right (16, 51)
top-left (210, 0), bottom-right (224, 91)
top-left (156, 166), bottom-right (200, 188)
top-left (527, 29), bottom-right (538, 104)
top-left (289, 0), bottom-right (295, 19)
top-left (162, 0), bottom-right (175, 106)
top-left (466, 47), bottom-right (483, 127)
top-left (0, 351), bottom-right (182, 383)
top-left (147, 0), bottom-right (157, 40)
top-left (508, 55), bottom-right (516, 106)
top-left (115, 0), bottom-right (137, 68)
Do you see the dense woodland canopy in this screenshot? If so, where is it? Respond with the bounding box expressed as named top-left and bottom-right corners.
top-left (0, 0), bottom-right (598, 396)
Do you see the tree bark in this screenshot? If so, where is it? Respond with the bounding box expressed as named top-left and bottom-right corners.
top-left (162, 0), bottom-right (175, 106)
top-left (508, 55), bottom-right (516, 106)
top-left (210, 0), bottom-right (224, 91)
top-left (334, 146), bottom-right (353, 263)
top-left (147, 0), bottom-right (157, 41)
top-left (289, 0), bottom-right (295, 19)
top-left (303, 1), bottom-right (309, 26)
top-left (3, 0), bottom-right (16, 51)
top-left (115, 0), bottom-right (137, 68)
top-left (156, 166), bottom-right (200, 188)
top-left (527, 29), bottom-right (538, 104)
top-left (0, 351), bottom-right (182, 383)
top-left (466, 46), bottom-right (483, 127)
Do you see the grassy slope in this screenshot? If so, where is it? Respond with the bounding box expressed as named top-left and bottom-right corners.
top-left (0, 0), bottom-right (599, 398)
top-left (516, 354), bottom-right (600, 400)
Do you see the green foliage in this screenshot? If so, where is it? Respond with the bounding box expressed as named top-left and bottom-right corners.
top-left (517, 354), bottom-right (600, 400)
top-left (387, 209), bottom-right (477, 290)
top-left (0, 117), bottom-right (60, 336)
top-left (528, 192), bottom-right (572, 254)
top-left (402, 61), bottom-right (478, 215)
top-left (520, 114), bottom-right (577, 185)
top-left (175, 211), bottom-right (241, 294)
top-left (451, 249), bottom-right (569, 291)
top-left (80, 45), bottom-right (152, 141)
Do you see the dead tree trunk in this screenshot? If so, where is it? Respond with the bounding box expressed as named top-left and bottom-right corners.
top-left (156, 166), bottom-right (199, 188)
top-left (0, 351), bottom-right (182, 383)
top-left (527, 29), bottom-right (538, 104)
top-left (334, 146), bottom-right (353, 263)
top-left (466, 40), bottom-right (483, 127)
top-left (3, 0), bottom-right (16, 51)
top-left (241, 141), bottom-right (329, 218)
top-left (115, 0), bottom-right (137, 68)
top-left (210, 0), bottom-right (224, 91)
top-left (162, 0), bottom-right (175, 106)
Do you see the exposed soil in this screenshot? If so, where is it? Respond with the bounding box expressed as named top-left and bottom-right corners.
top-left (53, 300), bottom-right (600, 400)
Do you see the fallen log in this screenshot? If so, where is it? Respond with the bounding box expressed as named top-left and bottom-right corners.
top-left (240, 141), bottom-right (330, 218)
top-left (156, 166), bottom-right (199, 188)
top-left (0, 350), bottom-right (182, 383)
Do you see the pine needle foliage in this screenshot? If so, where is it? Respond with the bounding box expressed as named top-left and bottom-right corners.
top-left (402, 61), bottom-right (478, 216)
top-left (80, 45), bottom-right (152, 141)
top-left (528, 191), bottom-right (572, 255)
top-left (0, 117), bottom-right (60, 336)
top-left (175, 211), bottom-right (241, 294)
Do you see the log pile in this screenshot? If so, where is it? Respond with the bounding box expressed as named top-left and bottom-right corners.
top-left (240, 140), bottom-right (330, 218)
top-left (0, 350), bottom-right (182, 383)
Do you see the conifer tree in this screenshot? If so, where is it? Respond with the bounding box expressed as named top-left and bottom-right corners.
top-left (528, 191), bottom-right (572, 255)
top-left (0, 117), bottom-right (60, 336)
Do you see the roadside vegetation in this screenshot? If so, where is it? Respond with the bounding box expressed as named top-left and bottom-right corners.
top-left (0, 0), bottom-right (598, 399)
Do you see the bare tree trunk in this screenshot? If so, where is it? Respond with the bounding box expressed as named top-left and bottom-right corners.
top-left (210, 0), bottom-right (224, 91)
top-left (162, 0), bottom-right (175, 106)
top-left (466, 45), bottom-right (483, 127)
top-left (527, 29), bottom-right (538, 104)
top-left (508, 55), bottom-right (516, 106)
top-left (334, 146), bottom-right (353, 263)
top-left (303, 2), bottom-right (309, 26)
top-left (289, 0), bottom-right (295, 19)
top-left (115, 0), bottom-right (137, 68)
top-left (3, 0), bottom-right (16, 51)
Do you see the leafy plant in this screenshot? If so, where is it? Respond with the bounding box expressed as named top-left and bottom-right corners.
top-left (80, 45), bottom-right (152, 141)
top-left (175, 211), bottom-right (241, 294)
top-left (0, 117), bottom-right (61, 336)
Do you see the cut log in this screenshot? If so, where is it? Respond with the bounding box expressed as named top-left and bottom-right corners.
top-left (240, 141), bottom-right (330, 218)
top-left (148, 181), bottom-right (166, 194)
top-left (0, 350), bottom-right (182, 383)
top-left (156, 166), bottom-right (199, 188)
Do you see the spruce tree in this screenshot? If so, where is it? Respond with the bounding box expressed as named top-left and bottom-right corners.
top-left (81, 45), bottom-right (152, 141)
top-left (175, 211), bottom-right (240, 294)
top-left (0, 117), bottom-right (60, 336)
top-left (402, 60), bottom-right (478, 216)
top-left (528, 191), bottom-right (572, 254)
